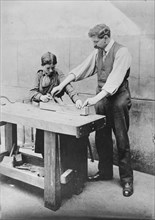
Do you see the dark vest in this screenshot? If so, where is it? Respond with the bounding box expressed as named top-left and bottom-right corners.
top-left (96, 41), bottom-right (130, 90)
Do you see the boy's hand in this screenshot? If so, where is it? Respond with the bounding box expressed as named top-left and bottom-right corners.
top-left (75, 99), bottom-right (82, 109)
top-left (51, 85), bottom-right (63, 97)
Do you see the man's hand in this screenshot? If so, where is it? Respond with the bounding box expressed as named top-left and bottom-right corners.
top-left (82, 97), bottom-right (98, 108)
top-left (75, 99), bottom-right (82, 109)
top-left (82, 90), bottom-right (108, 108)
top-left (51, 85), bottom-right (63, 97)
top-left (47, 93), bottom-right (53, 100)
top-left (40, 95), bottom-right (51, 102)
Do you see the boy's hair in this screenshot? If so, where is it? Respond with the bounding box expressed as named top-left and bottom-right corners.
top-left (88, 24), bottom-right (111, 39)
top-left (41, 52), bottom-right (57, 66)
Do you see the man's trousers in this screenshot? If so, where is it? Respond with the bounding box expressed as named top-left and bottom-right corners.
top-left (95, 80), bottom-right (133, 184)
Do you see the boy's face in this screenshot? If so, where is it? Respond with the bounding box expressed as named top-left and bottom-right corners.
top-left (43, 64), bottom-right (55, 75)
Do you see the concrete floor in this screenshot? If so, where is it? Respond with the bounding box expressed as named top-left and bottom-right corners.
top-left (0, 159), bottom-right (155, 220)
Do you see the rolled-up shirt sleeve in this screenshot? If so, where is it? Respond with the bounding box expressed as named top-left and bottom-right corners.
top-left (102, 47), bottom-right (132, 95)
top-left (57, 69), bottom-right (79, 103)
top-left (69, 50), bottom-right (97, 81)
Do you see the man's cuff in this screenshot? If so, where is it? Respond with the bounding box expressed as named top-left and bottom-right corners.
top-left (102, 85), bottom-right (116, 96)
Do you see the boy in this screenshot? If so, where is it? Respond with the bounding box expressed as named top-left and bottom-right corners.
top-left (30, 51), bottom-right (82, 157)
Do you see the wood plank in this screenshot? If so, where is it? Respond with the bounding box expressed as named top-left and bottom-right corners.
top-left (5, 123), bottom-right (17, 152)
top-left (40, 101), bottom-right (90, 116)
top-left (0, 163), bottom-right (44, 189)
top-left (60, 169), bottom-right (74, 184)
top-left (44, 131), bottom-right (61, 211)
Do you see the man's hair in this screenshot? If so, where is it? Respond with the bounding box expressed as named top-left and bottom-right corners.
top-left (41, 52), bottom-right (57, 66)
top-left (88, 24), bottom-right (111, 39)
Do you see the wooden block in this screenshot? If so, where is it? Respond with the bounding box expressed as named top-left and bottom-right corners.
top-left (0, 151), bottom-right (9, 162)
top-left (39, 101), bottom-right (89, 116)
top-left (13, 153), bottom-right (23, 166)
top-left (60, 169), bottom-right (74, 184)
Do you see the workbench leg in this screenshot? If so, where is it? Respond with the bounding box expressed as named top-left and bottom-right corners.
top-left (5, 123), bottom-right (17, 152)
top-left (44, 131), bottom-right (61, 211)
top-left (74, 136), bottom-right (88, 194)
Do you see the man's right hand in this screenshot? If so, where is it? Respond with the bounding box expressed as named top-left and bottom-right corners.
top-left (40, 95), bottom-right (50, 102)
top-left (51, 85), bottom-right (63, 97)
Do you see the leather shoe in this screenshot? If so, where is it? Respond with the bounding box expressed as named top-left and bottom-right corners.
top-left (122, 182), bottom-right (133, 197)
top-left (88, 172), bottom-right (113, 181)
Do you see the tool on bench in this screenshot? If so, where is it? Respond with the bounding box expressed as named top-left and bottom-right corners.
top-left (16, 163), bottom-right (44, 177)
top-left (1, 144), bottom-right (15, 166)
top-left (13, 151), bottom-right (23, 167)
top-left (1, 143), bottom-right (23, 167)
top-left (15, 163), bottom-right (31, 170)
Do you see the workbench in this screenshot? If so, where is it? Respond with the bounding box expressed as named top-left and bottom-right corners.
top-left (0, 102), bottom-right (106, 211)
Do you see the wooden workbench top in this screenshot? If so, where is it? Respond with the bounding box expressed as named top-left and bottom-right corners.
top-left (1, 102), bottom-right (106, 138)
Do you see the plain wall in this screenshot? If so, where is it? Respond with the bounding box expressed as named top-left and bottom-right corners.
top-left (1, 0), bottom-right (154, 174)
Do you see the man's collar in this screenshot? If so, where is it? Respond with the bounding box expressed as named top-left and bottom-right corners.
top-left (104, 39), bottom-right (114, 53)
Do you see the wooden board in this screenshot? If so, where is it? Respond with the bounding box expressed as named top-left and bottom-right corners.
top-left (39, 101), bottom-right (90, 116)
top-left (0, 151), bottom-right (44, 188)
top-left (60, 169), bottom-right (74, 184)
top-left (0, 162), bottom-right (44, 189)
top-left (1, 103), bottom-right (106, 138)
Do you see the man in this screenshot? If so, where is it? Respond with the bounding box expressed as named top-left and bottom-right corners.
top-left (51, 24), bottom-right (134, 197)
